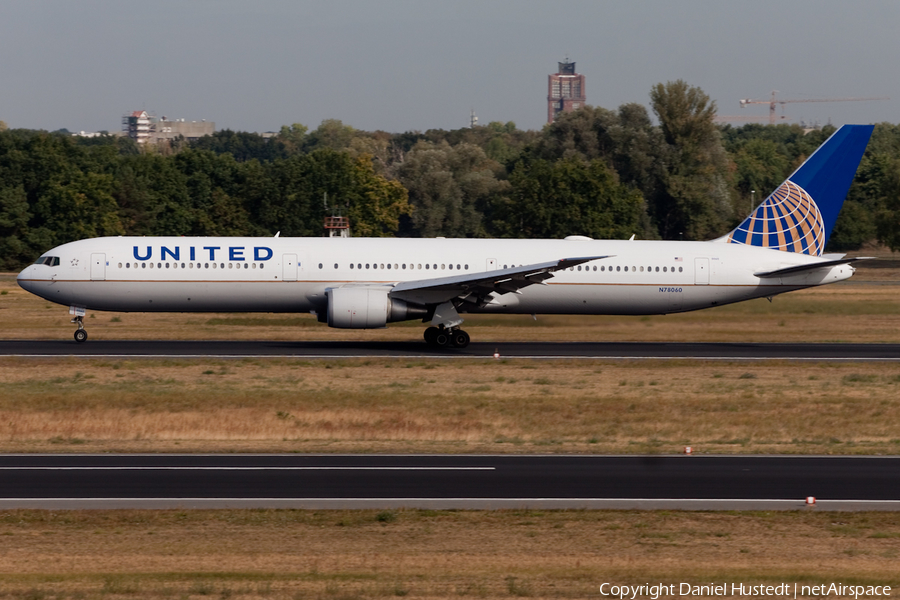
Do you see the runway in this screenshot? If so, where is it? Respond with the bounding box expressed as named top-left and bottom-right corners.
top-left (1, 454), bottom-right (898, 510)
top-left (2, 340), bottom-right (900, 360)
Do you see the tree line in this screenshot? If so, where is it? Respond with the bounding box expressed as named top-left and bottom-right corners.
top-left (2, 81), bottom-right (899, 272)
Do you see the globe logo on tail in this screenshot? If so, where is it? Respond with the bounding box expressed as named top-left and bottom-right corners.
top-left (727, 181), bottom-right (825, 256)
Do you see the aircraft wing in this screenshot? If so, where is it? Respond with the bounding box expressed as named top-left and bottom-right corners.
top-left (390, 256), bottom-right (610, 306)
top-left (754, 257), bottom-right (874, 278)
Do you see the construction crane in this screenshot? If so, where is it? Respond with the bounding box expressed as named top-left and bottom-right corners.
top-left (713, 114), bottom-right (770, 124)
top-left (739, 91), bottom-right (889, 124)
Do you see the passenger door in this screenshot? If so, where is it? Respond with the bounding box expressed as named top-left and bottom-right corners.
top-left (282, 254), bottom-right (297, 282)
top-left (90, 253), bottom-right (106, 281)
top-left (694, 257), bottom-right (709, 285)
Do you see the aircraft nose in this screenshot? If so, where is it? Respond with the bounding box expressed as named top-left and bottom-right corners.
top-left (16, 265), bottom-right (35, 292)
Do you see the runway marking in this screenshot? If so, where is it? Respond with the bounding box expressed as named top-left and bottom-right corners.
top-left (0, 497), bottom-right (896, 502)
top-left (6, 354), bottom-right (900, 361)
top-left (0, 466), bottom-right (494, 471)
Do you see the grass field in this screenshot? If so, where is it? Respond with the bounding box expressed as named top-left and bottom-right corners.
top-left (2, 357), bottom-right (900, 454)
top-left (0, 509), bottom-right (898, 599)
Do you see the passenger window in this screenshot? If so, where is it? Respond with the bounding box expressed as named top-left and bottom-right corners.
top-left (350, 264), bottom-right (354, 269)
top-left (425, 264), bottom-right (430, 270)
top-left (204, 263), bottom-right (209, 269)
top-left (402, 264), bottom-right (406, 269)
top-left (118, 263), bottom-right (122, 268)
top-left (243, 263), bottom-right (248, 269)
top-left (577, 266), bottom-right (581, 271)
top-left (624, 266), bottom-right (628, 272)
top-left (334, 263), bottom-right (338, 269)
top-left (366, 264), bottom-right (370, 269)
top-left (181, 263), bottom-right (185, 269)
top-left (165, 263), bottom-right (170, 269)
top-left (318, 263), bottom-right (323, 269)
top-left (679, 267), bottom-right (683, 272)
top-left (142, 263), bottom-right (147, 269)
top-left (418, 264), bottom-right (422, 269)
top-left (655, 267), bottom-right (659, 272)
top-left (387, 264), bottom-right (391, 270)
top-left (663, 267), bottom-right (667, 272)
top-left (449, 264), bottom-right (453, 270)
top-left (433, 264), bottom-right (437, 270)
top-left (441, 264), bottom-right (445, 270)
top-left (616, 266), bottom-right (620, 272)
top-left (252, 263), bottom-right (257, 269)
top-left (464, 264), bottom-right (468, 270)
top-left (456, 264), bottom-right (461, 270)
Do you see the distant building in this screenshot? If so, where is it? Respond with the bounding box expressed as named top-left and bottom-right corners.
top-left (547, 60), bottom-right (586, 123)
top-left (122, 111), bottom-right (215, 144)
top-left (123, 111), bottom-right (153, 144)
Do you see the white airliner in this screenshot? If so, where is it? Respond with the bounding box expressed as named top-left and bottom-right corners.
top-left (17, 125), bottom-right (874, 347)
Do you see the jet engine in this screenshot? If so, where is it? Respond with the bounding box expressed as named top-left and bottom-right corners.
top-left (326, 287), bottom-right (428, 329)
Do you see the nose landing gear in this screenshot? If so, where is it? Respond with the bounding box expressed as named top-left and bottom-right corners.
top-left (424, 325), bottom-right (470, 348)
top-left (72, 316), bottom-right (88, 343)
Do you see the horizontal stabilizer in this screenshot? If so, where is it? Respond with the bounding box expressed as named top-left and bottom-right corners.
top-left (754, 257), bottom-right (874, 278)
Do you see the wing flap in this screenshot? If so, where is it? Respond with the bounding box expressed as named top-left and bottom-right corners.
top-left (390, 255), bottom-right (611, 305)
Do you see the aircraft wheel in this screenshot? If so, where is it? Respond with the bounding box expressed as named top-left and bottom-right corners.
top-left (424, 327), bottom-right (439, 345)
top-left (433, 330), bottom-right (451, 347)
top-left (451, 329), bottom-right (470, 348)
top-left (74, 329), bottom-right (88, 343)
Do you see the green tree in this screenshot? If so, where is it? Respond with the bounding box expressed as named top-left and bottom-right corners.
top-left (305, 119), bottom-right (356, 152)
top-left (869, 154), bottom-right (900, 251)
top-left (190, 130), bottom-right (287, 162)
top-left (347, 155), bottom-right (411, 237)
top-left (649, 80), bottom-right (734, 240)
top-left (732, 138), bottom-right (791, 201)
top-left (277, 123), bottom-right (309, 154)
top-left (34, 171), bottom-right (124, 242)
top-left (0, 185), bottom-right (33, 270)
top-left (257, 149), bottom-right (410, 238)
top-left (393, 140), bottom-right (509, 238)
top-left (493, 157), bottom-right (644, 240)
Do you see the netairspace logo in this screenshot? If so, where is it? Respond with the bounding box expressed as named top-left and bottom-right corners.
top-left (599, 582), bottom-right (892, 599)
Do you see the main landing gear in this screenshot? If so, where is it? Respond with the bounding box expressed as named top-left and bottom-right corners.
top-left (424, 325), bottom-right (470, 349)
top-left (72, 316), bottom-right (88, 343)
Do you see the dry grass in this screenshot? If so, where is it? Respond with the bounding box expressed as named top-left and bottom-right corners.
top-left (2, 261), bottom-right (900, 343)
top-left (0, 509), bottom-right (898, 599)
top-left (2, 358), bottom-right (900, 454)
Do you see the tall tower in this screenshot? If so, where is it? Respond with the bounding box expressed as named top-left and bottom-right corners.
top-left (547, 60), bottom-right (586, 123)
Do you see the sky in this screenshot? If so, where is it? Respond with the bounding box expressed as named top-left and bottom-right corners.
top-left (1, 0), bottom-right (897, 134)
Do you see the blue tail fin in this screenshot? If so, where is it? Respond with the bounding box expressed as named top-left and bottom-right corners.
top-left (723, 124), bottom-right (874, 256)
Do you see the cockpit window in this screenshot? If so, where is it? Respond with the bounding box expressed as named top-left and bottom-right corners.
top-left (33, 256), bottom-right (60, 266)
